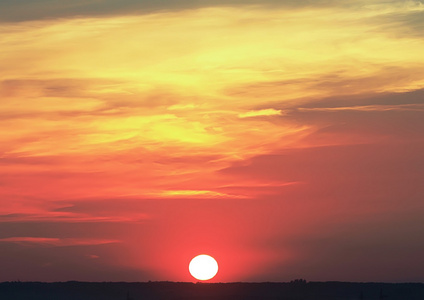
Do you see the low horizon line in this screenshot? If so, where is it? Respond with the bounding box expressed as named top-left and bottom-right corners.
top-left (2, 280), bottom-right (424, 284)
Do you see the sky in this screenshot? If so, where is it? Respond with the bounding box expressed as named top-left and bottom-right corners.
top-left (0, 0), bottom-right (424, 283)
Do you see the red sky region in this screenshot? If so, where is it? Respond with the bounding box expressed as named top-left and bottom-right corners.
top-left (1, 0), bottom-right (424, 283)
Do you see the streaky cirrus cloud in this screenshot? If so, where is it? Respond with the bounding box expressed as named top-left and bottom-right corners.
top-left (0, 237), bottom-right (121, 247)
top-left (238, 108), bottom-right (283, 118)
top-left (0, 0), bottom-right (366, 22)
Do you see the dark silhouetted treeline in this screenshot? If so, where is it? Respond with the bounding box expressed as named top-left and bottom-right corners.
top-left (1, 280), bottom-right (424, 299)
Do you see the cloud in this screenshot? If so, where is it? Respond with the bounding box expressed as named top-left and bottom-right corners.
top-left (0, 237), bottom-right (121, 247)
top-left (0, 198), bottom-right (150, 224)
top-left (0, 0), bottom-right (353, 22)
top-left (297, 103), bottom-right (424, 112)
top-left (150, 189), bottom-right (248, 198)
top-left (220, 141), bottom-right (424, 210)
top-left (371, 3), bottom-right (424, 38)
top-left (0, 212), bottom-right (149, 223)
top-left (238, 108), bottom-right (283, 118)
top-left (293, 88), bottom-right (424, 109)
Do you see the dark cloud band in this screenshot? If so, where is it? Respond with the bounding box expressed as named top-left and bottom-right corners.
top-left (0, 0), bottom-right (349, 22)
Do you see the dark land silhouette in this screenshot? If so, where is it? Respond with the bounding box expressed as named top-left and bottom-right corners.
top-left (1, 280), bottom-right (424, 300)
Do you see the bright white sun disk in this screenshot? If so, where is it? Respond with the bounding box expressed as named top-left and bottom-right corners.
top-left (189, 254), bottom-right (218, 280)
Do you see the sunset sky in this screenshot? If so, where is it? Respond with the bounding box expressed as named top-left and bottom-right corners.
top-left (1, 0), bottom-right (424, 283)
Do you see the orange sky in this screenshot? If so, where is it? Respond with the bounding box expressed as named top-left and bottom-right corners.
top-left (1, 0), bottom-right (424, 282)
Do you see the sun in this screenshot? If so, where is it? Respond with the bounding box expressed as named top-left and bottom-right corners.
top-left (189, 254), bottom-right (218, 281)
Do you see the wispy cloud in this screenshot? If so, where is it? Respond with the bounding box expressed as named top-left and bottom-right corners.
top-left (0, 237), bottom-right (121, 247)
top-left (238, 109), bottom-right (283, 118)
top-left (298, 104), bottom-right (424, 112)
top-left (0, 0), bottom-right (356, 22)
top-left (151, 190), bottom-right (247, 198)
top-left (0, 212), bottom-right (149, 223)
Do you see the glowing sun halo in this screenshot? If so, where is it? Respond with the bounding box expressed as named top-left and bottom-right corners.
top-left (189, 254), bottom-right (218, 281)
